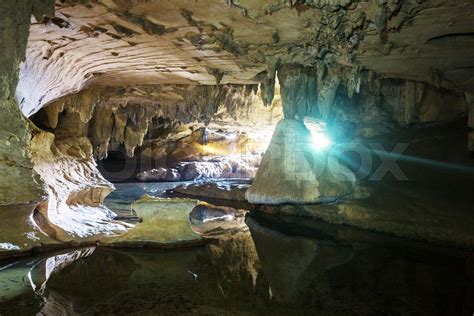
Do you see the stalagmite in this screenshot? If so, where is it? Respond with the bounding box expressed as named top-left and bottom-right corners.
top-left (246, 119), bottom-right (355, 204)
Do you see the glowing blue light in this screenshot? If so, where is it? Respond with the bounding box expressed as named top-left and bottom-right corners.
top-left (312, 132), bottom-right (331, 149)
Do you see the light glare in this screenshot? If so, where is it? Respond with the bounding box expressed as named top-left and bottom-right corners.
top-left (312, 132), bottom-right (331, 149)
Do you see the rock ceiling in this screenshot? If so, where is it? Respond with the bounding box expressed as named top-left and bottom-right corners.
top-left (17, 0), bottom-right (474, 117)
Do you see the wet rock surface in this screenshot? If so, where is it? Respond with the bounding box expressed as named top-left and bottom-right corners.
top-left (0, 203), bottom-right (60, 258)
top-left (103, 196), bottom-right (203, 248)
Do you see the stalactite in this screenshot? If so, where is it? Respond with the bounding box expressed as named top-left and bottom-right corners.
top-left (260, 78), bottom-right (276, 107)
top-left (277, 64), bottom-right (315, 120)
top-left (32, 84), bottom-right (281, 160)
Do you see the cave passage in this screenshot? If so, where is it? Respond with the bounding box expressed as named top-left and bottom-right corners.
top-left (0, 0), bottom-right (473, 315)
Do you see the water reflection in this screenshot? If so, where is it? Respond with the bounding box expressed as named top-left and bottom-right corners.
top-left (0, 212), bottom-right (472, 315)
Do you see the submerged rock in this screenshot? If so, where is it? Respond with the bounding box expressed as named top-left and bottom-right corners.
top-left (246, 119), bottom-right (356, 204)
top-left (190, 202), bottom-right (236, 224)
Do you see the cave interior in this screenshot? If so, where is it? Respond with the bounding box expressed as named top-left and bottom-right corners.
top-left (0, 0), bottom-right (473, 314)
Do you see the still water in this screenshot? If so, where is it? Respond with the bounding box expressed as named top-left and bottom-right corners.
top-left (0, 183), bottom-right (473, 315)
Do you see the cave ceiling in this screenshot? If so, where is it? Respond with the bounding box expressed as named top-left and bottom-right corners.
top-left (17, 0), bottom-right (474, 117)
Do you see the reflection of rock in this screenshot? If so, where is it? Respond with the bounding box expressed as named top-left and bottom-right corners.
top-left (103, 196), bottom-right (203, 247)
top-left (246, 216), bottom-right (353, 302)
top-left (246, 119), bottom-right (356, 204)
top-left (199, 232), bottom-right (261, 301)
top-left (24, 243), bottom-right (261, 315)
top-left (247, 213), bottom-right (474, 315)
top-left (0, 260), bottom-right (37, 302)
top-left (28, 247), bottom-right (96, 295)
top-left (1, 220), bottom-right (472, 315)
top-left (28, 247), bottom-right (137, 315)
top-left (172, 180), bottom-right (250, 201)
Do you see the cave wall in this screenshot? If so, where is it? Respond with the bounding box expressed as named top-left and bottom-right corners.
top-left (0, 0), bottom-right (54, 205)
top-left (0, 1), bottom-right (134, 254)
top-left (30, 131), bottom-right (129, 242)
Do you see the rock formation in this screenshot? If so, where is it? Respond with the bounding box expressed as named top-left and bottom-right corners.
top-left (103, 196), bottom-right (203, 247)
top-left (0, 0), bottom-right (54, 205)
top-left (32, 84), bottom-right (281, 160)
top-left (246, 119), bottom-right (356, 204)
top-left (31, 131), bottom-right (129, 242)
top-left (172, 180), bottom-right (250, 202)
top-left (0, 0), bottom-right (473, 256)
top-left (16, 0), bottom-right (474, 118)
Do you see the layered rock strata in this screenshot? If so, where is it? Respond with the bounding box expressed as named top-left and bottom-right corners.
top-left (31, 131), bottom-right (129, 242)
top-left (18, 0), bottom-right (474, 117)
